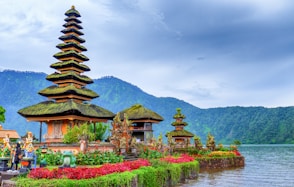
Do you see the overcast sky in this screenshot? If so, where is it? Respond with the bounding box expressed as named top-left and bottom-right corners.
top-left (1, 0), bottom-right (294, 108)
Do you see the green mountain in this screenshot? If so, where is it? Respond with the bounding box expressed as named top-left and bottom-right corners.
top-left (0, 70), bottom-right (293, 144)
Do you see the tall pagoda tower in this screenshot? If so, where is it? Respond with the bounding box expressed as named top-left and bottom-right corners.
top-left (18, 6), bottom-right (115, 143)
top-left (166, 108), bottom-right (194, 148)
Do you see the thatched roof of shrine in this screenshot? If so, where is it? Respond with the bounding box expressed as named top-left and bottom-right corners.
top-left (61, 28), bottom-right (84, 36)
top-left (56, 42), bottom-right (87, 51)
top-left (54, 50), bottom-right (89, 61)
top-left (173, 108), bottom-right (186, 119)
top-left (171, 121), bottom-right (188, 126)
top-left (119, 104), bottom-right (163, 122)
top-left (64, 17), bottom-right (82, 24)
top-left (59, 34), bottom-right (85, 43)
top-left (39, 85), bottom-right (99, 98)
top-left (65, 6), bottom-right (81, 17)
top-left (165, 129), bottom-right (194, 137)
top-left (50, 60), bottom-right (90, 71)
top-left (18, 100), bottom-right (114, 119)
top-left (46, 72), bottom-right (93, 84)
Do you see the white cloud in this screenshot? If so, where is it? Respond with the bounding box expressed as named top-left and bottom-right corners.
top-left (1, 0), bottom-right (294, 108)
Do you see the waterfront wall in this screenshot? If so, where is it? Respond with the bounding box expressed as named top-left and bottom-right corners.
top-left (197, 156), bottom-right (245, 170)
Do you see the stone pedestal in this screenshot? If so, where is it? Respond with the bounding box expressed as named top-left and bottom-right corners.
top-left (19, 158), bottom-right (34, 173)
top-left (120, 148), bottom-right (127, 156)
top-left (131, 148), bottom-right (137, 157)
top-left (0, 158), bottom-right (11, 171)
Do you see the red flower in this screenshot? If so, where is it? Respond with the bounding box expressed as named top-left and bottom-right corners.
top-left (160, 154), bottom-right (194, 163)
top-left (28, 159), bottom-right (151, 180)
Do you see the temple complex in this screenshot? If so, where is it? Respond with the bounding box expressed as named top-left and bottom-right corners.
top-left (119, 104), bottom-right (163, 143)
top-left (18, 6), bottom-right (114, 143)
top-left (166, 108), bottom-right (194, 148)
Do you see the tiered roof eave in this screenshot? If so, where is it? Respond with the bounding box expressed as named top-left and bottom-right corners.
top-left (39, 85), bottom-right (99, 99)
top-left (18, 100), bottom-right (114, 121)
top-left (50, 60), bottom-right (90, 72)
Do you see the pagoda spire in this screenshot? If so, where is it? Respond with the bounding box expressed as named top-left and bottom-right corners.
top-left (18, 6), bottom-right (114, 143)
top-left (166, 108), bottom-right (194, 148)
top-left (42, 5), bottom-right (94, 103)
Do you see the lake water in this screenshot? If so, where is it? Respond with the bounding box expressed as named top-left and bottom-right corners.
top-left (181, 144), bottom-right (294, 187)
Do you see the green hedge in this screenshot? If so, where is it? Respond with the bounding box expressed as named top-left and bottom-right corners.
top-left (15, 161), bottom-right (199, 187)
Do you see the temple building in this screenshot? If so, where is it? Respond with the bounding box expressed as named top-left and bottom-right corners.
top-left (0, 125), bottom-right (20, 142)
top-left (18, 6), bottom-right (114, 143)
top-left (119, 104), bottom-right (163, 143)
top-left (166, 108), bottom-right (194, 148)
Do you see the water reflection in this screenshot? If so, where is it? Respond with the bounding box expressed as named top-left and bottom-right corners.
top-left (181, 144), bottom-right (294, 187)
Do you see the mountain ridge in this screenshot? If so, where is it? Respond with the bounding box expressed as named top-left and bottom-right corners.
top-left (0, 70), bottom-right (293, 144)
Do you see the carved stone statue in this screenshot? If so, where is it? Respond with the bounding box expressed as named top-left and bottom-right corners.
top-left (110, 112), bottom-right (133, 153)
top-left (130, 137), bottom-right (137, 149)
top-left (193, 135), bottom-right (203, 150)
top-left (3, 134), bottom-right (11, 150)
top-left (206, 133), bottom-right (216, 151)
top-left (60, 151), bottom-right (76, 168)
top-left (157, 133), bottom-right (163, 151)
top-left (24, 131), bottom-right (35, 158)
top-left (79, 133), bottom-right (89, 154)
top-left (2, 134), bottom-right (11, 157)
top-left (120, 137), bottom-right (126, 149)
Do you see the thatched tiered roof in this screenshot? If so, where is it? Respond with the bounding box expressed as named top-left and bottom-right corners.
top-left (166, 108), bottom-right (194, 138)
top-left (119, 104), bottom-right (163, 123)
top-left (18, 6), bottom-right (114, 123)
top-left (18, 100), bottom-right (114, 120)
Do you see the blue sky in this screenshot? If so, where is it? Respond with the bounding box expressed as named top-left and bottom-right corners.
top-left (1, 0), bottom-right (294, 108)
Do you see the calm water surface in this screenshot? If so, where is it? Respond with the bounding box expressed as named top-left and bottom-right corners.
top-left (182, 144), bottom-right (294, 187)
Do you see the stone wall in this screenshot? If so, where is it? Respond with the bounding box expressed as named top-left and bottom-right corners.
top-left (33, 142), bottom-right (115, 153)
top-left (197, 156), bottom-right (245, 170)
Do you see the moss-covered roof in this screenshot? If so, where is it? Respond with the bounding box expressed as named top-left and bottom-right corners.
top-left (165, 130), bottom-right (194, 137)
top-left (56, 42), bottom-right (87, 52)
top-left (65, 6), bottom-right (81, 17)
top-left (64, 16), bottom-right (81, 23)
top-left (54, 50), bottom-right (89, 61)
top-left (50, 60), bottom-right (90, 71)
top-left (171, 121), bottom-right (188, 126)
top-left (46, 72), bottom-right (93, 84)
top-left (119, 104), bottom-right (164, 121)
top-left (173, 108), bottom-right (186, 119)
top-left (61, 28), bottom-right (84, 35)
top-left (59, 35), bottom-right (85, 43)
top-left (18, 100), bottom-right (114, 119)
top-left (63, 22), bottom-right (83, 29)
top-left (39, 85), bottom-right (99, 98)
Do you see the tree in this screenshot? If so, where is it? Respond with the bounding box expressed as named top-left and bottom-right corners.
top-left (89, 122), bottom-right (110, 141)
top-left (0, 106), bottom-right (5, 123)
top-left (63, 124), bottom-right (95, 144)
top-left (233, 139), bottom-right (242, 146)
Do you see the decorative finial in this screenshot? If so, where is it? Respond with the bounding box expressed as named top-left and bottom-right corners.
top-left (71, 5), bottom-right (75, 10)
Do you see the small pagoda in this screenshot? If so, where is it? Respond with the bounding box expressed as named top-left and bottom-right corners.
top-left (18, 6), bottom-right (114, 143)
top-left (119, 104), bottom-right (163, 143)
top-left (166, 108), bottom-right (194, 148)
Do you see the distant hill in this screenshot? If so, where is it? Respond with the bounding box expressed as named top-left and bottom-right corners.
top-left (0, 70), bottom-right (293, 144)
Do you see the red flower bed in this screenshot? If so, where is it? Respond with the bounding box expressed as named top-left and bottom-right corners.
top-left (28, 159), bottom-right (150, 180)
top-left (231, 150), bottom-right (242, 156)
top-left (160, 154), bottom-right (194, 163)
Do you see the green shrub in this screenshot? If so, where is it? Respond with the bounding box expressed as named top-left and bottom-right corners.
top-left (15, 172), bottom-right (136, 187)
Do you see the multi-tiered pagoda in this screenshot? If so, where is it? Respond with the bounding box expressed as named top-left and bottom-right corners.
top-left (166, 108), bottom-right (194, 148)
top-left (18, 6), bottom-right (114, 143)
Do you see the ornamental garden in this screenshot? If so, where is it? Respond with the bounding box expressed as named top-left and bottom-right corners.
top-left (0, 6), bottom-right (244, 187)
